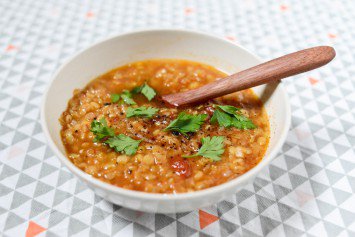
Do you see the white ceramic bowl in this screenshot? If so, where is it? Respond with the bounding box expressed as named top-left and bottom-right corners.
top-left (41, 29), bottom-right (291, 213)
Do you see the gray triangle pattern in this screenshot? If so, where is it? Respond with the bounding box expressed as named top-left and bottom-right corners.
top-left (22, 155), bottom-right (41, 170)
top-left (260, 215), bottom-right (281, 236)
top-left (242, 228), bottom-right (262, 237)
top-left (283, 224), bottom-right (304, 237)
top-left (39, 163), bottom-right (58, 179)
top-left (238, 207), bottom-right (259, 225)
top-left (219, 218), bottom-right (239, 236)
top-left (155, 214), bottom-right (175, 231)
top-left (3, 212), bottom-right (26, 231)
top-left (89, 227), bottom-right (109, 237)
top-left (34, 181), bottom-right (54, 198)
top-left (1, 0), bottom-right (355, 236)
top-left (133, 222), bottom-right (154, 237)
top-left (0, 183), bottom-right (12, 197)
top-left (0, 165), bottom-right (18, 181)
top-left (68, 217), bottom-right (88, 236)
top-left (48, 210), bottom-right (68, 227)
top-left (277, 203), bottom-right (296, 222)
top-left (236, 189), bottom-right (255, 204)
top-left (300, 212), bottom-right (320, 231)
top-left (15, 173), bottom-right (36, 189)
top-left (70, 197), bottom-right (91, 215)
top-left (10, 191), bottom-right (31, 210)
top-left (91, 206), bottom-right (111, 225)
top-left (199, 232), bottom-right (214, 237)
top-left (176, 221), bottom-right (197, 237)
top-left (255, 194), bottom-right (276, 213)
top-left (323, 221), bottom-right (344, 236)
top-left (29, 200), bottom-right (49, 218)
top-left (53, 189), bottom-right (71, 206)
top-left (111, 214), bottom-right (131, 236)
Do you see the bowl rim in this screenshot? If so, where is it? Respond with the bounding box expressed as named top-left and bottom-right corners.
top-left (41, 28), bottom-right (291, 201)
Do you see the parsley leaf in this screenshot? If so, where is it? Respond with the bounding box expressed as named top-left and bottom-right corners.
top-left (111, 91), bottom-right (136, 105)
top-left (104, 134), bottom-right (141, 155)
top-left (90, 118), bottom-right (141, 155)
top-left (120, 90), bottom-right (136, 105)
top-left (131, 86), bottom-right (142, 94)
top-left (132, 83), bottom-right (156, 101)
top-left (231, 113), bottom-right (256, 129)
top-left (210, 109), bottom-right (232, 127)
top-left (164, 112), bottom-right (207, 136)
top-left (217, 105), bottom-right (240, 114)
top-left (211, 105), bottom-right (256, 129)
top-left (111, 83), bottom-right (156, 105)
top-left (184, 136), bottom-right (225, 161)
top-left (126, 106), bottom-right (159, 118)
top-left (141, 83), bottom-right (156, 101)
top-left (110, 94), bottom-right (121, 103)
top-left (90, 118), bottom-right (115, 142)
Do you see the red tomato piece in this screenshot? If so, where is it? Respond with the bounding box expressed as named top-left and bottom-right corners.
top-left (170, 157), bottom-right (191, 178)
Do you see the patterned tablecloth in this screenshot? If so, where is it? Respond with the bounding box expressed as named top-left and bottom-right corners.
top-left (0, 0), bottom-right (354, 236)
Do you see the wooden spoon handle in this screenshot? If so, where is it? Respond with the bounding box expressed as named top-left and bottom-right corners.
top-left (162, 46), bottom-right (336, 106)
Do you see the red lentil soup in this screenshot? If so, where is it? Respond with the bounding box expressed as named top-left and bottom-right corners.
top-left (60, 59), bottom-right (270, 193)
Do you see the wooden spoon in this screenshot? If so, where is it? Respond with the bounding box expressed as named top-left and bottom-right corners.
top-left (162, 46), bottom-right (336, 107)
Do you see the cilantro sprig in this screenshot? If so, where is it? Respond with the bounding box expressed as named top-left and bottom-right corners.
top-left (132, 83), bottom-right (156, 101)
top-left (90, 118), bottom-right (141, 155)
top-left (111, 90), bottom-right (136, 105)
top-left (105, 134), bottom-right (141, 156)
top-left (211, 105), bottom-right (256, 129)
top-left (121, 91), bottom-right (136, 105)
top-left (111, 94), bottom-right (121, 103)
top-left (164, 112), bottom-right (207, 136)
top-left (91, 118), bottom-right (115, 142)
top-left (126, 106), bottom-right (159, 118)
top-left (110, 83), bottom-right (156, 106)
top-left (184, 136), bottom-right (225, 161)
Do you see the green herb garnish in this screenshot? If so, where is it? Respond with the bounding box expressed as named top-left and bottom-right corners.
top-left (126, 106), bottom-right (159, 118)
top-left (90, 118), bottom-right (141, 155)
top-left (110, 94), bottom-right (121, 103)
top-left (183, 136), bottom-right (225, 161)
top-left (111, 90), bottom-right (136, 105)
top-left (105, 134), bottom-right (141, 156)
top-left (211, 105), bottom-right (256, 129)
top-left (210, 109), bottom-right (232, 128)
top-left (132, 83), bottom-right (156, 101)
top-left (164, 112), bottom-right (207, 136)
top-left (120, 90), bottom-right (136, 105)
top-left (90, 118), bottom-right (115, 142)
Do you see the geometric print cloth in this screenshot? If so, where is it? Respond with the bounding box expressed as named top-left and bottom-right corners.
top-left (0, 0), bottom-right (354, 236)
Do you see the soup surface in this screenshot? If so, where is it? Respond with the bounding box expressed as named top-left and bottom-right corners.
top-left (60, 59), bottom-right (270, 193)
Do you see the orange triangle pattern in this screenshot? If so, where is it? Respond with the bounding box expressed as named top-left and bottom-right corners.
top-left (6, 44), bottom-right (17, 51)
top-left (328, 33), bottom-right (337, 39)
top-left (225, 36), bottom-right (236, 41)
top-left (308, 77), bottom-right (319, 85)
top-left (295, 190), bottom-right (314, 207)
top-left (280, 4), bottom-right (289, 11)
top-left (184, 7), bottom-right (194, 15)
top-left (86, 11), bottom-right (95, 18)
top-left (199, 210), bottom-right (219, 229)
top-left (26, 221), bottom-right (46, 237)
